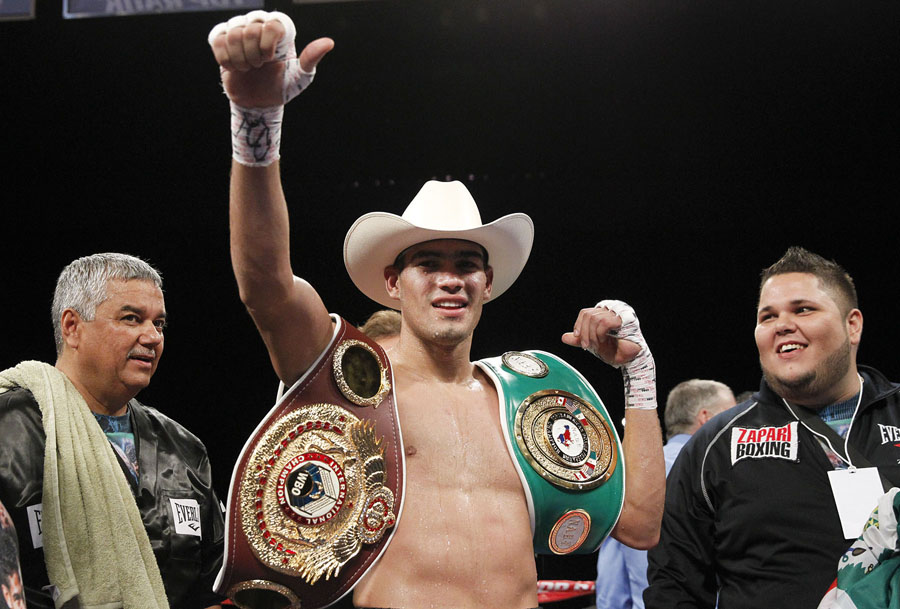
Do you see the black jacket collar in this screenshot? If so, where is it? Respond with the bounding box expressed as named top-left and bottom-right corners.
top-left (754, 364), bottom-right (900, 413)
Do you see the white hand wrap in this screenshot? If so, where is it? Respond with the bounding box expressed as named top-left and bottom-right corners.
top-left (597, 299), bottom-right (657, 411)
top-left (229, 104), bottom-right (284, 167)
top-left (208, 11), bottom-right (318, 167)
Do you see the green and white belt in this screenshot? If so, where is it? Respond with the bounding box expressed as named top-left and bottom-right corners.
top-left (477, 350), bottom-right (625, 555)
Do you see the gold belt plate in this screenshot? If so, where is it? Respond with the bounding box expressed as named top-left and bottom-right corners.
top-left (514, 389), bottom-right (617, 490)
top-left (238, 403), bottom-right (396, 584)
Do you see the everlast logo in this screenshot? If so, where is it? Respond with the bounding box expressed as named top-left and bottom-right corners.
top-left (175, 502), bottom-right (200, 530)
top-left (878, 424), bottom-right (900, 446)
top-left (27, 504), bottom-right (43, 549)
top-left (731, 421), bottom-right (799, 465)
top-left (169, 498), bottom-right (202, 538)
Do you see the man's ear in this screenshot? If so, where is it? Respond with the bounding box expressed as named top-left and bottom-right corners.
top-left (696, 408), bottom-right (712, 426)
top-left (483, 265), bottom-right (494, 300)
top-left (384, 266), bottom-right (401, 301)
top-left (59, 309), bottom-right (83, 349)
top-left (847, 308), bottom-right (863, 347)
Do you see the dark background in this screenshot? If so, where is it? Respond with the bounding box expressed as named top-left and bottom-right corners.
top-left (3, 1), bottom-right (899, 607)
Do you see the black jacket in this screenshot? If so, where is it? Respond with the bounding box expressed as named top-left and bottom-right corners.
top-left (645, 365), bottom-right (900, 609)
top-left (0, 388), bottom-right (225, 609)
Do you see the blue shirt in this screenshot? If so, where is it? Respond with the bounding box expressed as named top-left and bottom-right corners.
top-left (595, 434), bottom-right (690, 609)
top-left (93, 408), bottom-right (139, 484)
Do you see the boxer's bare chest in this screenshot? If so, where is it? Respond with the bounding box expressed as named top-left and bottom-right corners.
top-left (352, 365), bottom-right (537, 607)
top-left (393, 368), bottom-right (521, 491)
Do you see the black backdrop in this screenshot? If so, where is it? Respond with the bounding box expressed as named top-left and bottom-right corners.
top-left (3, 1), bottom-right (899, 606)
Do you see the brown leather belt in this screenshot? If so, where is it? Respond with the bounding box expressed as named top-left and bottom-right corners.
top-left (215, 316), bottom-right (405, 609)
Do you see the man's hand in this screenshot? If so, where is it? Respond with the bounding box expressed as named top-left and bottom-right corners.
top-left (561, 304), bottom-right (642, 367)
top-left (564, 300), bottom-right (663, 547)
top-left (563, 300), bottom-right (656, 411)
top-left (208, 11), bottom-right (334, 166)
top-left (208, 11), bottom-right (334, 108)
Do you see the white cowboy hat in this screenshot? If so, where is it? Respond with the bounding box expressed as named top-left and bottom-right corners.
top-left (343, 180), bottom-right (534, 309)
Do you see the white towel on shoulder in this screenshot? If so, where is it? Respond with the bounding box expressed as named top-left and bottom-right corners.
top-left (0, 361), bottom-right (168, 609)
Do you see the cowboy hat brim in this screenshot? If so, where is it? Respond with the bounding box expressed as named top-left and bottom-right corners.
top-left (343, 211), bottom-right (534, 309)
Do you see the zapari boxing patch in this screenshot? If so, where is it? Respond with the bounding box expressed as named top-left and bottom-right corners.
top-left (731, 421), bottom-right (799, 465)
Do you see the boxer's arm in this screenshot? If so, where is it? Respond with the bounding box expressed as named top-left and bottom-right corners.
top-left (611, 407), bottom-right (665, 549)
top-left (210, 12), bottom-right (335, 385)
top-left (562, 301), bottom-right (665, 550)
top-left (230, 162), bottom-right (333, 386)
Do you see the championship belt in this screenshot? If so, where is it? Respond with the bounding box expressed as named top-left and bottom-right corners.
top-left (214, 316), bottom-right (404, 609)
top-left (477, 351), bottom-right (624, 555)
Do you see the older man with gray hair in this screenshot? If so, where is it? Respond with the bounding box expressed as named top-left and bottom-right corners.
top-left (0, 253), bottom-right (224, 609)
top-left (596, 379), bottom-right (736, 609)
top-left (664, 379), bottom-right (737, 440)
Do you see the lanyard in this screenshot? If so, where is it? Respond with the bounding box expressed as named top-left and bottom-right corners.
top-left (782, 376), bottom-right (893, 491)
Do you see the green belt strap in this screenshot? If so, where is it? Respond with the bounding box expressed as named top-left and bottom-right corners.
top-left (478, 350), bottom-right (625, 555)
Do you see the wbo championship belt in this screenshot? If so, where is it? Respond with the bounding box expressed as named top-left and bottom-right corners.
top-left (214, 316), bottom-right (404, 609)
top-left (478, 350), bottom-right (624, 555)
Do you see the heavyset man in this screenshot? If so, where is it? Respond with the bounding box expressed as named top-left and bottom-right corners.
top-left (645, 247), bottom-right (900, 609)
top-left (208, 11), bottom-right (665, 608)
top-left (0, 253), bottom-right (225, 609)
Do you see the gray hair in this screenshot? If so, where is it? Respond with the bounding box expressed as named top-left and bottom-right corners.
top-left (664, 379), bottom-right (733, 440)
top-left (52, 253), bottom-right (163, 355)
